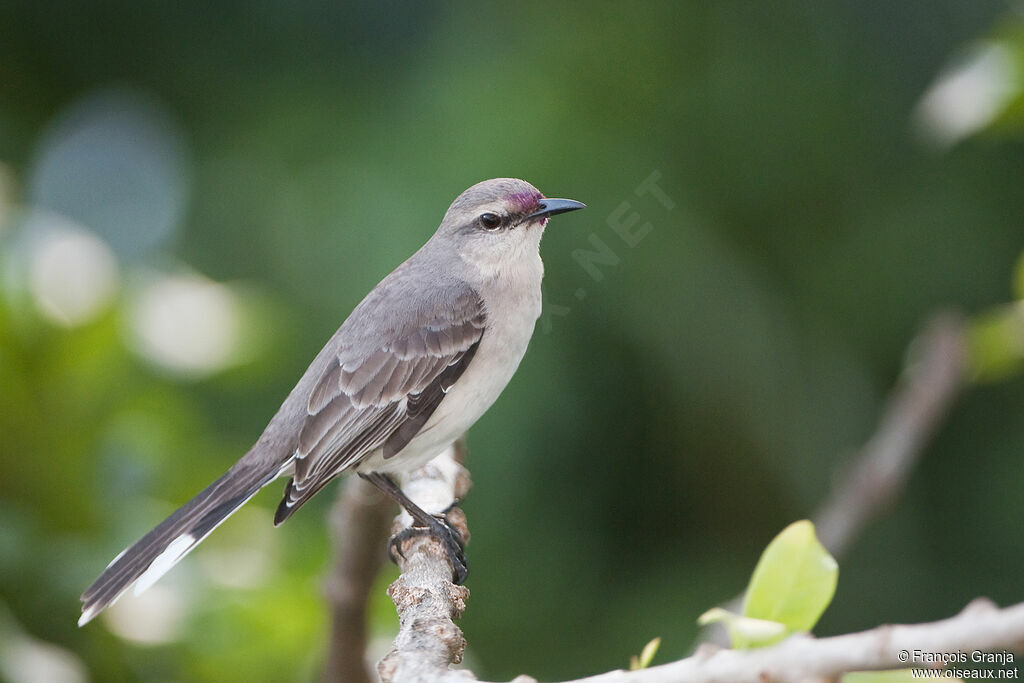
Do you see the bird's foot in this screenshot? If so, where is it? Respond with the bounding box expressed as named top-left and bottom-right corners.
top-left (388, 509), bottom-right (469, 584)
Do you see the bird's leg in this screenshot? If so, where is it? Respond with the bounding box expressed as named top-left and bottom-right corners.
top-left (358, 472), bottom-right (468, 584)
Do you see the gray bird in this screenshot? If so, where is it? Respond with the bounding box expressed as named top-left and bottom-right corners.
top-left (79, 178), bottom-right (585, 626)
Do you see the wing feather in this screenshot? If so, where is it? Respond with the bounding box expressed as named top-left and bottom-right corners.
top-left (352, 353), bottom-right (402, 407)
top-left (307, 362), bottom-right (343, 415)
top-left (274, 284), bottom-right (486, 524)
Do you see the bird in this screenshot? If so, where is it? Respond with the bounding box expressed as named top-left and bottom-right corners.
top-left (79, 178), bottom-right (585, 626)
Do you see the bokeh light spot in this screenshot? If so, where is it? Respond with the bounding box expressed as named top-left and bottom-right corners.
top-left (25, 215), bottom-right (119, 327)
top-left (914, 42), bottom-right (1019, 148)
top-left (104, 583), bottom-right (188, 645)
top-left (27, 87), bottom-right (190, 260)
top-left (127, 271), bottom-right (244, 378)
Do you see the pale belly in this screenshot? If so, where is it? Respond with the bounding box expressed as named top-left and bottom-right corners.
top-left (355, 290), bottom-right (540, 475)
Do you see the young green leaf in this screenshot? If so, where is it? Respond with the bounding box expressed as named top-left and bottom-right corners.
top-left (967, 305), bottom-right (1024, 383)
top-left (741, 520), bottom-right (838, 646)
top-left (628, 637), bottom-right (661, 670)
top-left (697, 607), bottom-right (787, 649)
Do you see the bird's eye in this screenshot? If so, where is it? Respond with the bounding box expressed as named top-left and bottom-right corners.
top-left (479, 213), bottom-right (502, 230)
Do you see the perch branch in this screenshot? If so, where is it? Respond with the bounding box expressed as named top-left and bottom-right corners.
top-left (377, 441), bottom-right (473, 683)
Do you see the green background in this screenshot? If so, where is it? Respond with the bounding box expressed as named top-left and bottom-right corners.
top-left (2, 2), bottom-right (1023, 680)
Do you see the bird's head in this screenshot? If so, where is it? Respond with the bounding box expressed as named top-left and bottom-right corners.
top-left (436, 178), bottom-right (585, 273)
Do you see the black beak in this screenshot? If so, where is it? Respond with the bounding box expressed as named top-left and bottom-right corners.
top-left (525, 198), bottom-right (587, 221)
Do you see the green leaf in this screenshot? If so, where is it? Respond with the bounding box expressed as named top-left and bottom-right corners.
top-left (967, 304), bottom-right (1024, 383)
top-left (740, 520), bottom-right (838, 647)
top-left (697, 607), bottom-right (787, 649)
top-left (628, 637), bottom-right (661, 670)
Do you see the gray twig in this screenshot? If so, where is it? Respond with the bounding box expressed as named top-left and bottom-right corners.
top-left (813, 311), bottom-right (968, 557)
top-left (705, 312), bottom-right (970, 645)
top-left (538, 598), bottom-right (1024, 683)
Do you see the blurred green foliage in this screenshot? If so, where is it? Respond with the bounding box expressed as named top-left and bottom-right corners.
top-left (2, 2), bottom-right (1024, 681)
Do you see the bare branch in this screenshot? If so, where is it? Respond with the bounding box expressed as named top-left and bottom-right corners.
top-left (324, 475), bottom-right (396, 683)
top-left (704, 312), bottom-right (971, 645)
top-left (378, 443), bottom-right (473, 683)
top-left (544, 599), bottom-right (1024, 683)
top-left (814, 312), bottom-right (969, 557)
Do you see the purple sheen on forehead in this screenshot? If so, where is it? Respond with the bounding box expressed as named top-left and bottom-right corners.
top-left (507, 190), bottom-right (543, 213)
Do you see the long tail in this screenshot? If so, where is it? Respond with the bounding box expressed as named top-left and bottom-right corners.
top-left (79, 459), bottom-right (288, 626)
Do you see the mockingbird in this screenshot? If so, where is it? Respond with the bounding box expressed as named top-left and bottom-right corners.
top-left (79, 178), bottom-right (585, 626)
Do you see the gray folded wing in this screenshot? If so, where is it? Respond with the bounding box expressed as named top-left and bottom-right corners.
top-left (273, 283), bottom-right (485, 523)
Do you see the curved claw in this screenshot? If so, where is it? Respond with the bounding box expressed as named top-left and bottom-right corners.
top-left (387, 513), bottom-right (469, 584)
top-left (387, 533), bottom-right (409, 562)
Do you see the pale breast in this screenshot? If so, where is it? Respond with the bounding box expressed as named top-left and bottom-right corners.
top-left (358, 251), bottom-right (544, 474)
